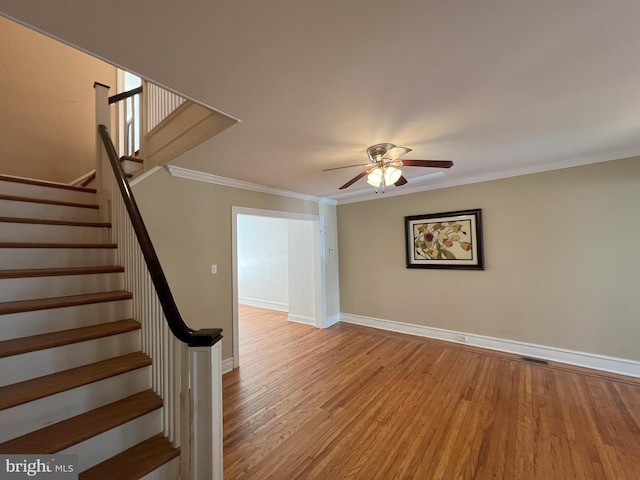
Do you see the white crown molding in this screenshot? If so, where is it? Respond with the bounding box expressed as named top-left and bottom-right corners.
top-left (166, 165), bottom-right (337, 205)
top-left (340, 313), bottom-right (640, 378)
top-left (167, 156), bottom-right (631, 207)
top-left (167, 154), bottom-right (635, 207)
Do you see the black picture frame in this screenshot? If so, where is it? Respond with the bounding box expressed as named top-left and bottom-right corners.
top-left (405, 209), bottom-right (484, 270)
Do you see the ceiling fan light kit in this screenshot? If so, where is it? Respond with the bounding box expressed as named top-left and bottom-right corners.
top-left (384, 166), bottom-right (402, 184)
top-left (325, 142), bottom-right (454, 192)
top-left (366, 165), bottom-right (403, 192)
top-left (366, 168), bottom-right (383, 187)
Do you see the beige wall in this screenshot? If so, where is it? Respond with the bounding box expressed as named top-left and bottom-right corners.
top-left (0, 18), bottom-right (117, 182)
top-left (133, 168), bottom-right (339, 360)
top-left (337, 156), bottom-right (640, 361)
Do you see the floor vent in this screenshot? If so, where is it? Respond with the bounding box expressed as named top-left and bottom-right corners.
top-left (521, 356), bottom-right (549, 366)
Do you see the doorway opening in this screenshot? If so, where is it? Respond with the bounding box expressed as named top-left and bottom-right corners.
top-left (231, 207), bottom-right (325, 370)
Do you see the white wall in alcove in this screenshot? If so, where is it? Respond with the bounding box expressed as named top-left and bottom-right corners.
top-left (237, 215), bottom-right (316, 326)
top-left (237, 215), bottom-right (289, 311)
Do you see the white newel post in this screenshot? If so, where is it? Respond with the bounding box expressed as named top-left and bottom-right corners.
top-left (94, 82), bottom-right (112, 222)
top-left (189, 342), bottom-right (224, 480)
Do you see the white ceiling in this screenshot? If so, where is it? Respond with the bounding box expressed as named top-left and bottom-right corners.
top-left (2, 1), bottom-right (640, 202)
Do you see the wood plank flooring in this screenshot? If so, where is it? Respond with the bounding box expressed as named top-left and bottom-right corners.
top-left (223, 306), bottom-right (640, 479)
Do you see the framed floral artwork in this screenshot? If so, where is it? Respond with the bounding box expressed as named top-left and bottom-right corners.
top-left (405, 209), bottom-right (484, 269)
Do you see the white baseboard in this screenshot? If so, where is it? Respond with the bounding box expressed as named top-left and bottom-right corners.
top-left (324, 313), bottom-right (340, 328)
top-left (239, 298), bottom-right (288, 312)
top-left (222, 357), bottom-right (235, 375)
top-left (340, 313), bottom-right (640, 378)
top-left (288, 313), bottom-right (314, 325)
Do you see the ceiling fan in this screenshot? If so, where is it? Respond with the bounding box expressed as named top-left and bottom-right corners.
top-left (323, 143), bottom-right (453, 191)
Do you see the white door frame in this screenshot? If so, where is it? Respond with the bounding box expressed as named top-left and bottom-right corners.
top-left (231, 206), bottom-right (326, 369)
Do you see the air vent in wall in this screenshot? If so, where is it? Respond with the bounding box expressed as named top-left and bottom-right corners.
top-left (521, 356), bottom-right (549, 366)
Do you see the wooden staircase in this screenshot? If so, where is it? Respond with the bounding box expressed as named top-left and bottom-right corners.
top-left (0, 174), bottom-right (179, 479)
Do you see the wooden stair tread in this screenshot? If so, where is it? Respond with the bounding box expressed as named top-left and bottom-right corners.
top-left (0, 265), bottom-right (124, 279)
top-left (79, 433), bottom-right (178, 479)
top-left (120, 155), bottom-right (144, 164)
top-left (0, 352), bottom-right (151, 410)
top-left (0, 390), bottom-right (162, 454)
top-left (0, 174), bottom-right (97, 193)
top-left (0, 241), bottom-right (117, 249)
top-left (0, 173), bottom-right (176, 474)
top-left (0, 319), bottom-right (140, 358)
top-left (0, 216), bottom-right (110, 228)
top-left (0, 193), bottom-right (99, 209)
top-left (0, 290), bottom-right (133, 315)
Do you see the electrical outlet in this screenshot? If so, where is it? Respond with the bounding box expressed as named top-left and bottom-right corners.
top-left (211, 264), bottom-right (217, 274)
top-left (456, 334), bottom-right (468, 343)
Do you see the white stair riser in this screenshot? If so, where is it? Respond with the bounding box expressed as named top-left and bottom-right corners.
top-left (123, 159), bottom-right (143, 175)
top-left (61, 409), bottom-right (163, 472)
top-left (0, 300), bottom-right (132, 341)
top-left (0, 180), bottom-right (96, 204)
top-left (0, 199), bottom-right (100, 222)
top-left (140, 457), bottom-right (179, 480)
top-left (0, 367), bottom-right (151, 443)
top-left (0, 272), bottom-right (124, 302)
top-left (0, 181), bottom-right (173, 475)
top-left (0, 223), bottom-right (110, 243)
top-left (0, 330), bottom-right (141, 386)
top-left (0, 248), bottom-right (116, 269)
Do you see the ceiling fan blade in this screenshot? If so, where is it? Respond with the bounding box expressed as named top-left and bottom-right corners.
top-left (322, 163), bottom-right (370, 172)
top-left (339, 170), bottom-right (368, 190)
top-left (394, 175), bottom-right (408, 186)
top-left (382, 146), bottom-right (412, 161)
top-left (401, 159), bottom-right (453, 168)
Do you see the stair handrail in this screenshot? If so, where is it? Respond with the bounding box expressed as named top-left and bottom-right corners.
top-left (108, 85), bottom-right (143, 105)
top-left (98, 124), bottom-right (222, 347)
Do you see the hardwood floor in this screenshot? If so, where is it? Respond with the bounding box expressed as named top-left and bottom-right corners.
top-left (223, 306), bottom-right (640, 479)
